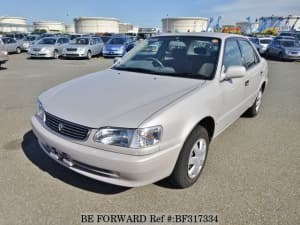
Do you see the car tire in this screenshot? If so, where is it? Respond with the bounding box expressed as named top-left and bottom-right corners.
top-left (16, 47), bottom-right (21, 54)
top-left (53, 50), bottom-right (59, 59)
top-left (169, 125), bottom-right (209, 188)
top-left (265, 50), bottom-right (269, 59)
top-left (279, 52), bottom-right (284, 61)
top-left (243, 89), bottom-right (263, 117)
top-left (87, 51), bottom-right (92, 60)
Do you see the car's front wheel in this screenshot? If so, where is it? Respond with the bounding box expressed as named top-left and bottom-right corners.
top-left (16, 47), bottom-right (21, 54)
top-left (53, 50), bottom-right (59, 59)
top-left (87, 51), bottom-right (92, 60)
top-left (170, 125), bottom-right (209, 188)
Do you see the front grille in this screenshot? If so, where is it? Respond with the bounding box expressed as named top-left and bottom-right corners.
top-left (33, 48), bottom-right (41, 51)
top-left (66, 53), bottom-right (80, 57)
top-left (67, 48), bottom-right (77, 51)
top-left (45, 112), bottom-right (90, 141)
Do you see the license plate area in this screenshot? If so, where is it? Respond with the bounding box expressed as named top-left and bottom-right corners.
top-left (42, 143), bottom-right (74, 167)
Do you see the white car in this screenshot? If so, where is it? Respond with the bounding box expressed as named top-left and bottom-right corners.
top-left (257, 37), bottom-right (273, 54)
top-left (62, 37), bottom-right (104, 59)
top-left (32, 33), bottom-right (268, 188)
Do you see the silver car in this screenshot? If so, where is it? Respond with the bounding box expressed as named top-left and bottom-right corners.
top-left (62, 37), bottom-right (104, 59)
top-left (28, 37), bottom-right (70, 59)
top-left (0, 39), bottom-right (9, 68)
top-left (1, 37), bottom-right (22, 54)
top-left (22, 35), bottom-right (40, 51)
top-left (32, 33), bottom-right (268, 188)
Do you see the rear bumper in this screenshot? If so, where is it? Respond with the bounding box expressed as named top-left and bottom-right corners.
top-left (31, 115), bottom-right (180, 187)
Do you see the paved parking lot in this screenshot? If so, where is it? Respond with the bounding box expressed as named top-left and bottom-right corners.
top-left (0, 54), bottom-right (299, 225)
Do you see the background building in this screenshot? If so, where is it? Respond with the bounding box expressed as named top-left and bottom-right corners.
top-left (161, 17), bottom-right (208, 33)
top-left (33, 21), bottom-right (65, 32)
top-left (0, 16), bottom-right (27, 33)
top-left (65, 24), bottom-right (75, 33)
top-left (119, 23), bottom-right (133, 33)
top-left (74, 17), bottom-right (119, 34)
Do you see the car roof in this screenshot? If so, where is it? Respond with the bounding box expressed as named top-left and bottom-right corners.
top-left (157, 32), bottom-right (245, 40)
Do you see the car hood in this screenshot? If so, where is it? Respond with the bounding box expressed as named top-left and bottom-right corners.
top-left (40, 69), bottom-right (203, 128)
top-left (66, 44), bottom-right (88, 49)
top-left (284, 47), bottom-right (300, 51)
top-left (33, 44), bottom-right (55, 49)
top-left (105, 44), bottom-right (124, 50)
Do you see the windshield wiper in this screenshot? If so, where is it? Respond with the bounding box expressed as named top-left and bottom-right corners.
top-left (113, 67), bottom-right (160, 75)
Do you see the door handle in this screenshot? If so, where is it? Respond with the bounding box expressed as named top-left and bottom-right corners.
top-left (245, 80), bottom-right (250, 86)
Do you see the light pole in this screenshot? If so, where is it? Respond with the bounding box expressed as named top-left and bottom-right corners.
top-left (166, 14), bottom-right (169, 33)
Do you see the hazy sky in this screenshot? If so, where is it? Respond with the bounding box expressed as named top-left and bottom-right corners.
top-left (1, 0), bottom-right (299, 27)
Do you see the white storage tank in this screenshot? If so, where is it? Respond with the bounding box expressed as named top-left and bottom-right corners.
top-left (162, 17), bottom-right (208, 33)
top-left (65, 24), bottom-right (75, 33)
top-left (33, 21), bottom-right (65, 32)
top-left (0, 16), bottom-right (27, 32)
top-left (74, 17), bottom-right (120, 34)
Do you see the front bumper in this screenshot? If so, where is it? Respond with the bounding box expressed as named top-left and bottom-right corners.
top-left (62, 52), bottom-right (87, 58)
top-left (31, 115), bottom-right (180, 187)
top-left (28, 50), bottom-right (54, 58)
top-left (103, 49), bottom-right (124, 57)
top-left (283, 53), bottom-right (300, 60)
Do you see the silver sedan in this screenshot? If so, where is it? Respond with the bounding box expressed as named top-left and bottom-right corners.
top-left (32, 33), bottom-right (268, 188)
top-left (62, 37), bottom-right (104, 59)
top-left (28, 37), bottom-right (70, 59)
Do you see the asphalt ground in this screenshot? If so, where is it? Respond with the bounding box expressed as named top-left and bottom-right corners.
top-left (0, 54), bottom-right (299, 225)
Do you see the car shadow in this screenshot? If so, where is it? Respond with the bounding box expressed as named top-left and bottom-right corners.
top-left (21, 130), bottom-right (130, 195)
top-left (0, 66), bottom-right (7, 70)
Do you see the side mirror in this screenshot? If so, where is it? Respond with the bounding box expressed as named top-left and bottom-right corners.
top-left (221, 65), bottom-right (246, 81)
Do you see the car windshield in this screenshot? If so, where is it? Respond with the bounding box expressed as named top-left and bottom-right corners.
top-left (113, 36), bottom-right (221, 80)
top-left (25, 36), bottom-right (37, 41)
top-left (107, 38), bottom-right (126, 45)
top-left (280, 40), bottom-right (299, 47)
top-left (5, 34), bottom-right (14, 38)
top-left (72, 38), bottom-right (89, 45)
top-left (260, 39), bottom-right (272, 44)
top-left (101, 36), bottom-right (110, 43)
top-left (38, 38), bottom-right (57, 45)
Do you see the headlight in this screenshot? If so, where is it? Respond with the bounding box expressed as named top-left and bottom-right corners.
top-left (94, 126), bottom-right (162, 148)
top-left (130, 126), bottom-right (162, 148)
top-left (41, 47), bottom-right (46, 52)
top-left (36, 100), bottom-right (45, 122)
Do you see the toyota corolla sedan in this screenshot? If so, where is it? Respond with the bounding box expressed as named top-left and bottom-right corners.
top-left (62, 37), bottom-right (104, 59)
top-left (28, 37), bottom-right (70, 59)
top-left (32, 33), bottom-right (268, 188)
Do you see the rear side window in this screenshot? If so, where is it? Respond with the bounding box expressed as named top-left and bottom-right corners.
top-left (223, 39), bottom-right (242, 71)
top-left (238, 39), bottom-right (259, 69)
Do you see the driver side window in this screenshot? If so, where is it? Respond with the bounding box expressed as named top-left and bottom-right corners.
top-left (223, 39), bottom-right (242, 71)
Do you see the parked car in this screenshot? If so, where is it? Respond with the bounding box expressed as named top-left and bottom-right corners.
top-left (0, 39), bottom-right (9, 68)
top-left (22, 35), bottom-right (40, 51)
top-left (257, 37), bottom-right (273, 55)
top-left (248, 37), bottom-right (262, 52)
top-left (62, 37), bottom-right (104, 59)
top-left (31, 33), bottom-right (268, 188)
top-left (4, 32), bottom-right (27, 51)
top-left (28, 37), bottom-right (70, 59)
top-left (102, 36), bottom-right (135, 57)
top-left (266, 39), bottom-right (300, 61)
top-left (0, 37), bottom-right (22, 54)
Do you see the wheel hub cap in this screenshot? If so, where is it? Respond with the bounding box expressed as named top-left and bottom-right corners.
top-left (188, 138), bottom-right (207, 179)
